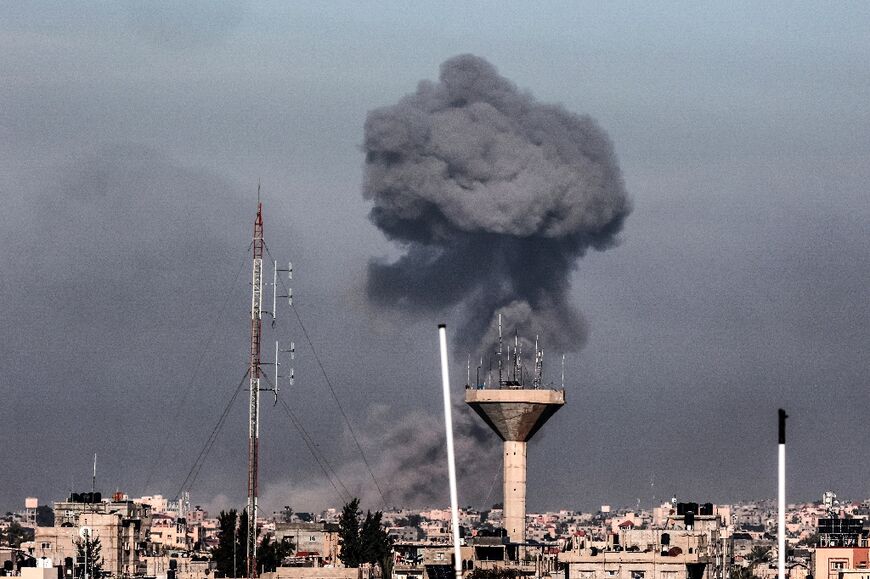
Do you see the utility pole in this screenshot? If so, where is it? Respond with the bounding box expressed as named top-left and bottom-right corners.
top-left (247, 202), bottom-right (264, 579)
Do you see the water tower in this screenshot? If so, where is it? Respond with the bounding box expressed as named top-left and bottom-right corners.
top-left (465, 317), bottom-right (565, 544)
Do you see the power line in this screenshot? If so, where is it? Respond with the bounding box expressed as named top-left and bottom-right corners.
top-left (290, 304), bottom-right (388, 508)
top-left (259, 369), bottom-right (353, 505)
top-left (175, 370), bottom-right (249, 500)
top-left (279, 398), bottom-right (352, 504)
top-left (483, 461), bottom-right (502, 508)
top-left (264, 245), bottom-right (388, 507)
top-left (143, 250), bottom-right (249, 491)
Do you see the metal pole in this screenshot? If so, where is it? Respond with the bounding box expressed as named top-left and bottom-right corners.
top-left (438, 325), bottom-right (462, 579)
top-left (778, 409), bottom-right (787, 579)
top-left (248, 202), bottom-right (265, 579)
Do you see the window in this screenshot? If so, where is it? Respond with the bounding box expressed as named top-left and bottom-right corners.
top-left (631, 571), bottom-right (645, 579)
top-left (606, 571), bottom-right (618, 577)
top-left (41, 543), bottom-right (51, 549)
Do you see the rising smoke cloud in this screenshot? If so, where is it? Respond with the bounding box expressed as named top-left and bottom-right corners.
top-left (260, 403), bottom-right (500, 511)
top-left (363, 54), bottom-right (631, 355)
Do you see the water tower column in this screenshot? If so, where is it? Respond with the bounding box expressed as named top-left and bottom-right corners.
top-left (504, 440), bottom-right (527, 543)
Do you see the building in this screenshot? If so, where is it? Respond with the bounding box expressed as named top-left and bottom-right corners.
top-left (813, 548), bottom-right (870, 579)
top-left (560, 503), bottom-right (731, 579)
top-left (148, 514), bottom-right (191, 553)
top-left (274, 522), bottom-right (340, 567)
top-left (29, 493), bottom-right (151, 578)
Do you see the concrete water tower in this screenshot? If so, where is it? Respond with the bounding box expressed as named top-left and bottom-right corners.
top-left (465, 317), bottom-right (565, 544)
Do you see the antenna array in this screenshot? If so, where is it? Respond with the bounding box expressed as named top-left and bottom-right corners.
top-left (476, 318), bottom-right (570, 390)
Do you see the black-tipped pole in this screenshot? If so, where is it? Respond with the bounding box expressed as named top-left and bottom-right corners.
top-left (778, 409), bottom-right (788, 579)
top-left (778, 408), bottom-right (788, 444)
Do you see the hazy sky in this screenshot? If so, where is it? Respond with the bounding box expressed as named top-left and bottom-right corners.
top-left (1, 2), bottom-right (868, 516)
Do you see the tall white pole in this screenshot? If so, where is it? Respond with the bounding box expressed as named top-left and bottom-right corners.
top-left (778, 409), bottom-right (788, 579)
top-left (439, 325), bottom-right (463, 579)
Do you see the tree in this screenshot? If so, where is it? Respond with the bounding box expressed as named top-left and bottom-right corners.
top-left (730, 566), bottom-right (760, 579)
top-left (212, 508), bottom-right (279, 576)
top-left (338, 499), bottom-right (393, 575)
top-left (36, 506), bottom-right (55, 527)
top-left (360, 511), bottom-right (393, 576)
top-left (74, 534), bottom-right (104, 579)
top-left (211, 509), bottom-right (239, 578)
top-left (338, 499), bottom-right (362, 567)
top-left (238, 508), bottom-right (249, 569)
top-left (257, 534), bottom-right (294, 573)
top-left (747, 546), bottom-right (772, 568)
top-left (2, 521), bottom-right (34, 547)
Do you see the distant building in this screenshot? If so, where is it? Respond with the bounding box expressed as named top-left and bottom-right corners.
top-left (274, 521), bottom-right (340, 566)
top-left (148, 513), bottom-right (191, 552)
top-left (561, 502), bottom-right (731, 579)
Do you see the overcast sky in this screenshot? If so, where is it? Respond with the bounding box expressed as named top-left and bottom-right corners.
top-left (1, 2), bottom-right (868, 516)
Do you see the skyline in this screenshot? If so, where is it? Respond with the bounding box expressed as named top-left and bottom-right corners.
top-left (1, 2), bottom-right (868, 515)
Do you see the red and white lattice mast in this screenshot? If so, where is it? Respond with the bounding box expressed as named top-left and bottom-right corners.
top-left (247, 202), bottom-right (264, 579)
top-left (245, 194), bottom-right (293, 579)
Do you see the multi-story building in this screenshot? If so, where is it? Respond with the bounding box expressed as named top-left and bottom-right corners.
top-left (274, 521), bottom-right (340, 566)
top-left (560, 503), bottom-right (731, 579)
top-left (812, 517), bottom-right (870, 579)
top-left (28, 492), bottom-right (151, 578)
top-left (148, 514), bottom-right (191, 553)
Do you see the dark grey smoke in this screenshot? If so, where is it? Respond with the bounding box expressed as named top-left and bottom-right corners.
top-left (363, 54), bottom-right (631, 355)
top-left (260, 402), bottom-right (501, 511)
top-left (374, 402), bottom-right (499, 507)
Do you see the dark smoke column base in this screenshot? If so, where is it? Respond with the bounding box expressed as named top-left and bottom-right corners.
top-left (465, 388), bottom-right (565, 544)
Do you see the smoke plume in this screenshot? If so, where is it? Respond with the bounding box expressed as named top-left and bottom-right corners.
top-left (363, 54), bottom-right (630, 354)
top-left (260, 403), bottom-right (499, 511)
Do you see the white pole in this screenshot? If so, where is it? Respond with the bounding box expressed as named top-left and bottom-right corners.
top-left (439, 325), bottom-right (463, 579)
top-left (778, 409), bottom-right (788, 579)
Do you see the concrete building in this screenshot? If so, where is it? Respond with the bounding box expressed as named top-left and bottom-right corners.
top-left (147, 514), bottom-right (191, 553)
top-left (30, 493), bottom-right (151, 578)
top-left (813, 548), bottom-right (870, 579)
top-left (274, 522), bottom-right (340, 566)
top-left (560, 504), bottom-right (731, 579)
top-left (141, 554), bottom-right (210, 579)
top-left (260, 568), bottom-right (368, 579)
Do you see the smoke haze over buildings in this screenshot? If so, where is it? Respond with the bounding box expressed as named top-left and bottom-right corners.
top-left (363, 55), bottom-right (631, 355)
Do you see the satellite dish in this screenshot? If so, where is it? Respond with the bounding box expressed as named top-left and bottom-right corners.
top-left (79, 527), bottom-right (92, 539)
